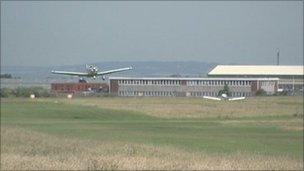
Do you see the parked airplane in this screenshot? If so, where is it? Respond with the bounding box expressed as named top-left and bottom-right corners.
top-left (203, 93), bottom-right (245, 101)
top-left (51, 64), bottom-right (133, 81)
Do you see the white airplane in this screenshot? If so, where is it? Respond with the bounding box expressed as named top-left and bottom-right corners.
top-left (203, 93), bottom-right (245, 101)
top-left (51, 64), bottom-right (133, 81)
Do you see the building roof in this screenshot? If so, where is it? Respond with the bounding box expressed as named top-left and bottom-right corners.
top-left (208, 65), bottom-right (304, 76)
top-left (109, 77), bottom-right (279, 81)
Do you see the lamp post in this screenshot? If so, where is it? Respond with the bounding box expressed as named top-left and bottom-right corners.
top-left (276, 48), bottom-right (280, 65)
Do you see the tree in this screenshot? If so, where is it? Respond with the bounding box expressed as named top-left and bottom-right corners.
top-left (0, 74), bottom-right (12, 79)
top-left (218, 84), bottom-right (231, 96)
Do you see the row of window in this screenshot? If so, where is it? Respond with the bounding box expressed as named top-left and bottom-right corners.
top-left (118, 91), bottom-right (251, 97)
top-left (190, 91), bottom-right (217, 97)
top-left (119, 91), bottom-right (176, 96)
top-left (52, 85), bottom-right (103, 89)
top-left (187, 80), bottom-right (252, 86)
top-left (117, 80), bottom-right (253, 86)
top-left (260, 81), bottom-right (275, 86)
top-left (190, 92), bottom-right (251, 97)
top-left (118, 80), bottom-right (181, 85)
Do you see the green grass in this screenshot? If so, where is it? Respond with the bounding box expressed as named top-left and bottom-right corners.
top-left (1, 98), bottom-right (303, 160)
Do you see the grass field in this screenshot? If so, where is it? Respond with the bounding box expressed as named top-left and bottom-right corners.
top-left (1, 96), bottom-right (303, 170)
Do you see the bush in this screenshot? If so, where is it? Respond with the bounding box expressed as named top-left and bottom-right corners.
top-left (0, 87), bottom-right (51, 98)
top-left (275, 91), bottom-right (288, 96)
top-left (14, 87), bottom-right (32, 97)
top-left (0, 88), bottom-right (14, 97)
top-left (255, 89), bottom-right (267, 96)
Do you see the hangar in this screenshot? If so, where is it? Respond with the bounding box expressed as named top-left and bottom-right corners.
top-left (109, 77), bottom-right (279, 97)
top-left (208, 65), bottom-right (304, 94)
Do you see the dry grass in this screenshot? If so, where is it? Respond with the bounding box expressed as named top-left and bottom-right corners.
top-left (46, 96), bottom-right (304, 119)
top-left (1, 126), bottom-right (302, 170)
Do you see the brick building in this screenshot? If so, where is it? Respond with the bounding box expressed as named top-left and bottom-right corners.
top-left (109, 77), bottom-right (279, 97)
top-left (51, 83), bottom-right (108, 93)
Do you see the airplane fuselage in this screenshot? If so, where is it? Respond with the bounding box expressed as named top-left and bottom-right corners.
top-left (86, 70), bottom-right (98, 77)
top-left (86, 66), bottom-right (99, 78)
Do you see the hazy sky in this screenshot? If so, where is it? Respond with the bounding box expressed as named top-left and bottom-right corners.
top-left (1, 1), bottom-right (303, 67)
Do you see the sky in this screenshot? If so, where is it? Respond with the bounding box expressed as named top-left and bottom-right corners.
top-left (1, 1), bottom-right (303, 67)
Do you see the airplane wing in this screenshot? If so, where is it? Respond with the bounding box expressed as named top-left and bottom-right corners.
top-left (228, 97), bottom-right (246, 101)
top-left (97, 66), bottom-right (133, 76)
top-left (203, 96), bottom-right (222, 101)
top-left (51, 70), bottom-right (89, 76)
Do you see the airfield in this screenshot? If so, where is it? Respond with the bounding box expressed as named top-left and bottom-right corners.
top-left (1, 96), bottom-right (303, 170)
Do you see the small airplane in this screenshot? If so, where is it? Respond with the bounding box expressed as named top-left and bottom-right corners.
top-left (51, 64), bottom-right (133, 81)
top-left (203, 93), bottom-right (245, 101)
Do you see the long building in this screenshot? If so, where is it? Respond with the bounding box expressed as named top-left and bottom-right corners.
top-left (208, 65), bottom-right (304, 94)
top-left (109, 77), bottom-right (279, 97)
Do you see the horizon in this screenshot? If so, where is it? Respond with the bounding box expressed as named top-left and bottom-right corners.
top-left (2, 60), bottom-right (304, 68)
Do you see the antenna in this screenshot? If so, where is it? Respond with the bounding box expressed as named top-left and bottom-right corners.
top-left (276, 48), bottom-right (280, 65)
